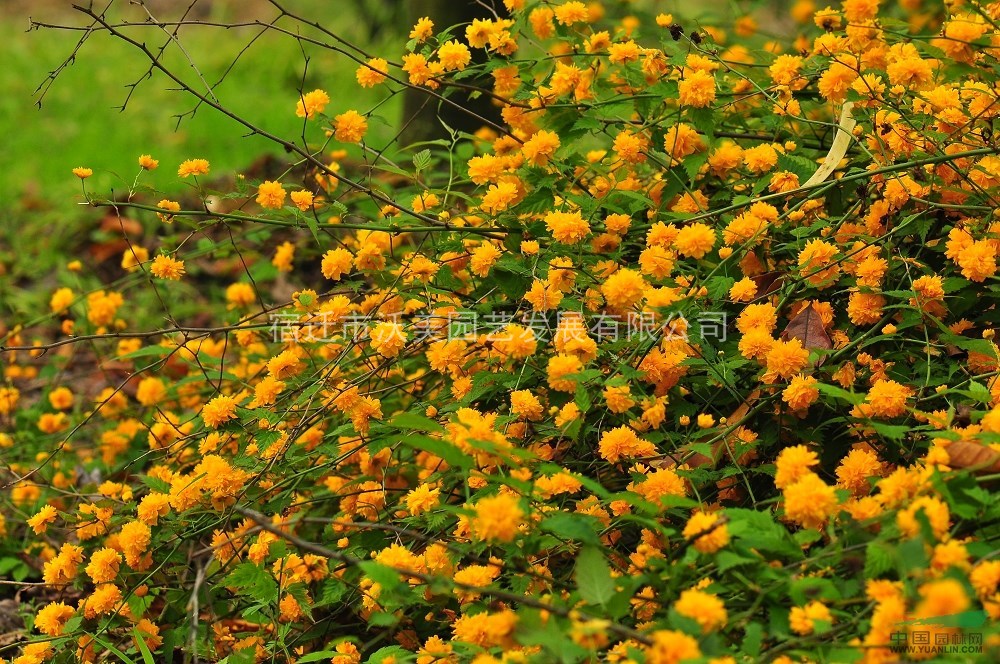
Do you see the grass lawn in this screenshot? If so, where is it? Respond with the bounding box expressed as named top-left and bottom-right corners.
top-left (0, 2), bottom-right (401, 207)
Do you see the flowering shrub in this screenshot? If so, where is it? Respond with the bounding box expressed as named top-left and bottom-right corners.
top-left (3, 0), bottom-right (1000, 662)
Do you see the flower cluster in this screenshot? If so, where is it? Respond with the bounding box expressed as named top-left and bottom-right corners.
top-left (4, 1), bottom-right (1000, 663)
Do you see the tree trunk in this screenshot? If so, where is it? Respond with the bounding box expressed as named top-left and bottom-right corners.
top-left (399, 0), bottom-right (503, 147)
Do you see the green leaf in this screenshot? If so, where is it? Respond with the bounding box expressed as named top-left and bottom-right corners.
top-left (412, 149), bottom-right (432, 173)
top-left (316, 578), bottom-right (348, 607)
top-left (140, 475), bottom-right (171, 493)
top-left (396, 433), bottom-right (472, 470)
top-left (225, 562), bottom-right (279, 603)
top-left (574, 547), bottom-right (616, 606)
top-left (133, 627), bottom-right (157, 664)
top-left (815, 382), bottom-right (862, 405)
top-left (864, 541), bottom-right (894, 579)
top-left (296, 652), bottom-right (340, 663)
top-left (391, 411), bottom-right (444, 432)
top-left (302, 212), bottom-right (321, 246)
top-left (88, 634), bottom-right (138, 664)
top-left (541, 512), bottom-right (601, 546)
top-left (716, 550), bottom-right (757, 572)
top-left (366, 646), bottom-right (411, 664)
top-left (743, 622), bottom-right (764, 656)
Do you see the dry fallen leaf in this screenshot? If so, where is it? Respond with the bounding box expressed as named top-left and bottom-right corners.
top-left (781, 302), bottom-right (833, 351)
top-left (946, 441), bottom-right (1000, 473)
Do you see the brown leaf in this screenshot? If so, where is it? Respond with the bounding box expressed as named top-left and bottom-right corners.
top-left (99, 214), bottom-right (143, 236)
top-left (751, 271), bottom-right (784, 299)
top-left (674, 389), bottom-right (762, 469)
top-left (947, 441), bottom-right (1000, 474)
top-left (88, 239), bottom-right (129, 263)
top-left (781, 303), bottom-right (832, 351)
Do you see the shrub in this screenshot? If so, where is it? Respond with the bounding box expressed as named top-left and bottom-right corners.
top-left (2, 0), bottom-right (1000, 662)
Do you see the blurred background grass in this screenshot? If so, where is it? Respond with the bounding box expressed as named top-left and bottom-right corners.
top-left (0, 0), bottom-right (402, 207)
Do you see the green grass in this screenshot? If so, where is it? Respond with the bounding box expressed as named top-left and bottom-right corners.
top-left (0, 4), bottom-right (401, 207)
top-left (0, 3), bottom-right (403, 323)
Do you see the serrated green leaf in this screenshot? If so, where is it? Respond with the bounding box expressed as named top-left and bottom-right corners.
top-left (864, 542), bottom-right (894, 579)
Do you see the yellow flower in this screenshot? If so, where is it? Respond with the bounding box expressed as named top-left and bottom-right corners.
top-left (774, 444), bottom-right (819, 489)
top-left (743, 142), bottom-right (779, 173)
top-left (356, 57), bottom-right (389, 87)
top-left (860, 379), bottom-right (911, 418)
top-left (470, 242), bottom-right (503, 277)
top-left (83, 583), bottom-right (123, 619)
top-left (295, 88), bottom-right (330, 118)
top-left (49, 387), bottom-right (73, 410)
top-left (202, 394), bottom-right (239, 428)
top-left (782, 375), bottom-right (819, 410)
top-left (956, 240), bottom-right (997, 282)
top-left (683, 510), bottom-right (730, 553)
top-left (729, 277), bottom-right (758, 302)
top-left (34, 602), bottom-right (76, 637)
top-left (525, 279), bottom-right (563, 311)
top-left (73, 167), bottom-right (93, 179)
top-left (897, 495), bottom-right (950, 540)
top-left (409, 16), bottom-right (434, 41)
top-left (662, 122), bottom-right (704, 162)
top-left (334, 110), bottom-right (368, 143)
top-left (797, 239), bottom-right (840, 287)
top-left (789, 600), bottom-right (833, 635)
top-left (765, 338), bottom-right (810, 380)
top-left (272, 240), bottom-right (296, 272)
top-left (27, 504), bottom-right (59, 534)
top-left (321, 248), bottom-right (354, 281)
top-left (674, 589), bottom-right (728, 633)
top-left (630, 467), bottom-right (686, 504)
top-left (608, 40), bottom-right (640, 65)
top-left (480, 181), bottom-right (519, 214)
top-left (644, 629), bottom-right (701, 664)
top-left (678, 69), bottom-right (716, 107)
top-left (85, 548), bottom-right (122, 584)
top-left (121, 245), bottom-right (149, 271)
top-left (138, 154), bottom-right (159, 170)
top-left (177, 158), bottom-right (209, 177)
top-left (598, 426), bottom-right (656, 463)
top-left (510, 390), bottom-right (544, 420)
top-left (370, 321), bottom-right (407, 358)
top-left (452, 609), bottom-right (517, 647)
top-left (783, 472), bottom-right (838, 530)
top-left (255, 180), bottom-right (286, 209)
top-left (50, 286), bottom-right (74, 314)
top-left (547, 353), bottom-right (583, 392)
top-left (405, 484), bottom-right (440, 516)
top-left (674, 223), bottom-right (717, 259)
top-left (544, 210), bottom-right (590, 244)
top-left (847, 291), bottom-right (886, 325)
top-left (601, 268), bottom-right (648, 310)
top-left (553, 1), bottom-right (588, 25)
top-left (836, 448), bottom-right (883, 496)
top-left (603, 384), bottom-right (635, 414)
top-left (150, 254), bottom-right (185, 280)
top-left (438, 40), bottom-right (472, 71)
top-left (470, 493), bottom-right (524, 542)
top-left (522, 130), bottom-right (561, 166)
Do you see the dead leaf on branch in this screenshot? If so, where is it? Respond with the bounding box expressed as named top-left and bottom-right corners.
top-left (946, 441), bottom-right (1000, 474)
top-left (751, 271), bottom-right (784, 299)
top-left (781, 302), bottom-right (833, 351)
top-left (671, 389), bottom-right (763, 470)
